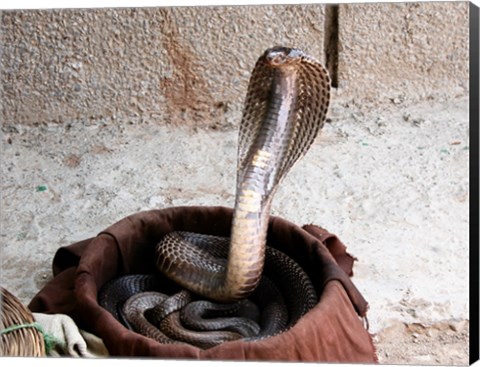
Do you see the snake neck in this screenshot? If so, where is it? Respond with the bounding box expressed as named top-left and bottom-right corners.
top-left (224, 68), bottom-right (299, 301)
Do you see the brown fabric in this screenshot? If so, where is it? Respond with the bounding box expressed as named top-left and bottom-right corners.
top-left (28, 206), bottom-right (377, 362)
top-left (302, 224), bottom-right (358, 276)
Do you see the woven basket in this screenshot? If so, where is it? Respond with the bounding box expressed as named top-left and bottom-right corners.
top-left (0, 287), bottom-right (46, 357)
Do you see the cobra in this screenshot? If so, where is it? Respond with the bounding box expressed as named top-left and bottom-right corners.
top-left (155, 46), bottom-right (331, 303)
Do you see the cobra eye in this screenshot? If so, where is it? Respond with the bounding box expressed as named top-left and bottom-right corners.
top-left (267, 52), bottom-right (287, 66)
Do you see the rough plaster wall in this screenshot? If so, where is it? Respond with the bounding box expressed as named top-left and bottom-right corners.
top-left (336, 2), bottom-right (469, 107)
top-left (0, 2), bottom-right (471, 127)
top-left (0, 5), bottom-right (326, 126)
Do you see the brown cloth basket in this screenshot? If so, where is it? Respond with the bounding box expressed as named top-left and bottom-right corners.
top-left (28, 206), bottom-right (377, 362)
top-left (1, 287), bottom-right (46, 357)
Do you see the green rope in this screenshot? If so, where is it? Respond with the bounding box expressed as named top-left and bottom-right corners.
top-left (0, 322), bottom-right (64, 354)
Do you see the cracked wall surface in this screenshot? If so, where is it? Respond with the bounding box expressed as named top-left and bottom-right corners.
top-left (0, 2), bottom-right (470, 126)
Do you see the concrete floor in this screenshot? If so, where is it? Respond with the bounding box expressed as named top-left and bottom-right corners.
top-left (0, 96), bottom-right (470, 364)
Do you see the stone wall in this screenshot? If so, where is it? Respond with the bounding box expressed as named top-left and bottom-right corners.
top-left (0, 2), bottom-right (470, 126)
top-left (336, 2), bottom-right (470, 108)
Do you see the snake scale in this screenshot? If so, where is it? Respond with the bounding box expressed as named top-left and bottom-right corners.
top-left (99, 46), bottom-right (331, 349)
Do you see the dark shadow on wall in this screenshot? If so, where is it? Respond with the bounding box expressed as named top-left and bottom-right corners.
top-left (324, 4), bottom-right (339, 88)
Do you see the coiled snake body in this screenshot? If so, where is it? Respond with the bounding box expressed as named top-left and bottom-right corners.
top-left (99, 46), bottom-right (331, 348)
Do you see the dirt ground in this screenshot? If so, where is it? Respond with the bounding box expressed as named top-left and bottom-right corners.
top-left (0, 96), bottom-right (470, 364)
top-left (374, 319), bottom-right (469, 365)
